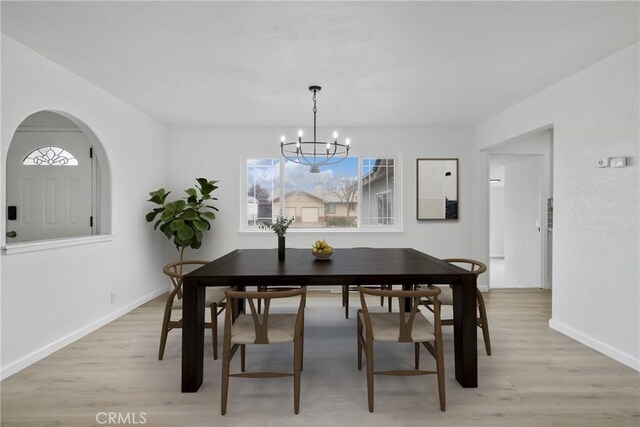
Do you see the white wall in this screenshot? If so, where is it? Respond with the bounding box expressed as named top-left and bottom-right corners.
top-left (166, 125), bottom-right (485, 283)
top-left (475, 43), bottom-right (640, 370)
top-left (0, 35), bottom-right (169, 378)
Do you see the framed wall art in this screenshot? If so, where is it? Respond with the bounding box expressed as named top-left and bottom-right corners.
top-left (416, 158), bottom-right (458, 220)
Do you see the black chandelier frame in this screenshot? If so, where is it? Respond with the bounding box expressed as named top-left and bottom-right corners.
top-left (280, 86), bottom-right (350, 173)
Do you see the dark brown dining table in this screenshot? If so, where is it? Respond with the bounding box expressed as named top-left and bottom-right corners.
top-left (181, 247), bottom-right (478, 392)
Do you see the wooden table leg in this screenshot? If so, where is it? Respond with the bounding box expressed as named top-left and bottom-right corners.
top-left (182, 278), bottom-right (205, 392)
top-left (402, 283), bottom-right (412, 312)
top-left (452, 274), bottom-right (478, 388)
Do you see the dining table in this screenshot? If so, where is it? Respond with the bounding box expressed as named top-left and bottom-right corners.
top-left (181, 247), bottom-right (478, 392)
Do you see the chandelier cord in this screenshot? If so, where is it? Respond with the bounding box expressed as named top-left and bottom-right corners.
top-left (312, 89), bottom-right (317, 143)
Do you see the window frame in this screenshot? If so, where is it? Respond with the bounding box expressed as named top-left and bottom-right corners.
top-left (239, 153), bottom-right (403, 233)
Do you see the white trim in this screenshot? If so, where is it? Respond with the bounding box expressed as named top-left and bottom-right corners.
top-left (238, 228), bottom-right (404, 235)
top-left (3, 234), bottom-right (114, 255)
top-left (549, 319), bottom-right (640, 372)
top-left (0, 287), bottom-right (166, 380)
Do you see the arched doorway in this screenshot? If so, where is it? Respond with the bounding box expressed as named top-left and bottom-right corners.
top-left (5, 111), bottom-right (110, 243)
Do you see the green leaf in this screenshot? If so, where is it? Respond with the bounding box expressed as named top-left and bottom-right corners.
top-left (145, 211), bottom-right (160, 222)
top-left (191, 240), bottom-right (202, 250)
top-left (169, 219), bottom-right (185, 231)
top-left (181, 209), bottom-right (198, 220)
top-left (148, 189), bottom-right (170, 205)
top-left (161, 224), bottom-right (173, 239)
top-left (201, 211), bottom-right (216, 220)
top-left (153, 219), bottom-right (162, 230)
top-left (185, 188), bottom-right (197, 198)
top-left (193, 219), bottom-right (209, 231)
top-left (177, 226), bottom-right (194, 241)
top-left (160, 209), bottom-right (174, 222)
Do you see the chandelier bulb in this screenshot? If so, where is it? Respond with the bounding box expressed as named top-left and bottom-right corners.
top-left (298, 129), bottom-right (303, 138)
top-left (346, 138), bottom-right (351, 146)
top-left (333, 131), bottom-right (338, 140)
top-left (280, 135), bottom-right (286, 143)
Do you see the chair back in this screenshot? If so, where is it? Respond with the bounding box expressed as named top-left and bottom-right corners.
top-left (225, 287), bottom-right (306, 344)
top-left (162, 260), bottom-right (209, 300)
top-left (359, 287), bottom-right (441, 343)
top-left (442, 258), bottom-right (487, 276)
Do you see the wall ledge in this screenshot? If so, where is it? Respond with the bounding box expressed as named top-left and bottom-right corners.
top-left (549, 318), bottom-right (639, 372)
top-left (3, 235), bottom-right (114, 255)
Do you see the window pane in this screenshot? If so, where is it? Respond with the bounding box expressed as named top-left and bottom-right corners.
top-left (23, 146), bottom-right (78, 166)
top-left (361, 159), bottom-right (395, 226)
top-left (282, 158), bottom-right (358, 228)
top-left (247, 158), bottom-right (280, 226)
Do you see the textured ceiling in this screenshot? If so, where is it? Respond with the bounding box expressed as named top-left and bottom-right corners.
top-left (2, 1), bottom-right (638, 126)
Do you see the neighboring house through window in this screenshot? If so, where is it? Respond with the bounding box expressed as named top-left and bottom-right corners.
top-left (243, 156), bottom-right (399, 230)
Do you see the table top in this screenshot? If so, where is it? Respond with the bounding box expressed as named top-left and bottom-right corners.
top-left (184, 248), bottom-right (474, 287)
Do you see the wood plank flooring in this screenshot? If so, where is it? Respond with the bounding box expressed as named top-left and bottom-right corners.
top-left (1, 290), bottom-right (638, 426)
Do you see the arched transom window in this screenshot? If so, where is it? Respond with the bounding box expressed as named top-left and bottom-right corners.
top-left (23, 146), bottom-right (79, 166)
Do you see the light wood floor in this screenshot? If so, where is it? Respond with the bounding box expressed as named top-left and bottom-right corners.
top-left (1, 290), bottom-right (638, 426)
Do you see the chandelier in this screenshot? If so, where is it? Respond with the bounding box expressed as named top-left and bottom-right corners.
top-left (280, 86), bottom-right (351, 173)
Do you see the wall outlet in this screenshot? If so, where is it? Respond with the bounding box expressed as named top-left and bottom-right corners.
top-left (110, 292), bottom-right (116, 304)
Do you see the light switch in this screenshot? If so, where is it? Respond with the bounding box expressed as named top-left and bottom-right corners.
top-left (595, 158), bottom-right (609, 168)
top-left (610, 157), bottom-right (628, 168)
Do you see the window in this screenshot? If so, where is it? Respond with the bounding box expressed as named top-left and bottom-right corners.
top-left (244, 156), bottom-right (400, 231)
top-left (23, 146), bottom-right (78, 166)
top-left (376, 191), bottom-right (393, 225)
top-left (361, 159), bottom-right (395, 226)
top-left (247, 159), bottom-right (279, 226)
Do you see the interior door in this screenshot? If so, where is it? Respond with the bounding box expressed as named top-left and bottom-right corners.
top-left (6, 131), bottom-right (93, 243)
top-left (503, 156), bottom-right (542, 287)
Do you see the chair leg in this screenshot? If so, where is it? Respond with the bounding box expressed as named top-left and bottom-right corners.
top-left (293, 338), bottom-right (302, 414)
top-left (211, 304), bottom-right (218, 360)
top-left (220, 341), bottom-right (231, 415)
top-left (342, 285), bottom-right (347, 307)
top-left (357, 314), bottom-right (363, 370)
top-left (477, 291), bottom-right (492, 356)
top-left (365, 341), bottom-right (375, 412)
top-left (158, 300), bottom-right (173, 360)
top-left (414, 342), bottom-right (420, 369)
top-left (240, 344), bottom-right (246, 372)
top-left (435, 338), bottom-right (446, 412)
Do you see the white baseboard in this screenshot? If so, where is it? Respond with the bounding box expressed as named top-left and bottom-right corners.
top-left (1, 288), bottom-right (166, 380)
top-left (549, 319), bottom-right (640, 372)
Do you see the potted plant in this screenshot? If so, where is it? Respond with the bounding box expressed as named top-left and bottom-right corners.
top-left (146, 178), bottom-right (219, 269)
top-left (146, 178), bottom-right (221, 361)
top-left (260, 215), bottom-right (294, 260)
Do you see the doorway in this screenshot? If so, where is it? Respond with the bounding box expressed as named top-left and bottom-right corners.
top-left (488, 129), bottom-right (553, 289)
top-left (5, 111), bottom-right (95, 243)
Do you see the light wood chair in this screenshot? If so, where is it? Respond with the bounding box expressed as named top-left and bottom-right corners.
top-left (357, 287), bottom-right (446, 412)
top-left (221, 287), bottom-right (306, 415)
top-left (421, 258), bottom-right (491, 356)
top-left (159, 260), bottom-right (227, 360)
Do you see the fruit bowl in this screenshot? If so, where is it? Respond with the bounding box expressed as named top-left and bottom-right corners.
top-left (311, 239), bottom-right (334, 260)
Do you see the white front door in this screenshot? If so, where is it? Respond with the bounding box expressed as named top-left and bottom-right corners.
top-left (6, 131), bottom-right (93, 243)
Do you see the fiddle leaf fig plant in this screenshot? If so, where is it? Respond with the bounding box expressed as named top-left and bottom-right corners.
top-left (146, 178), bottom-right (219, 264)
